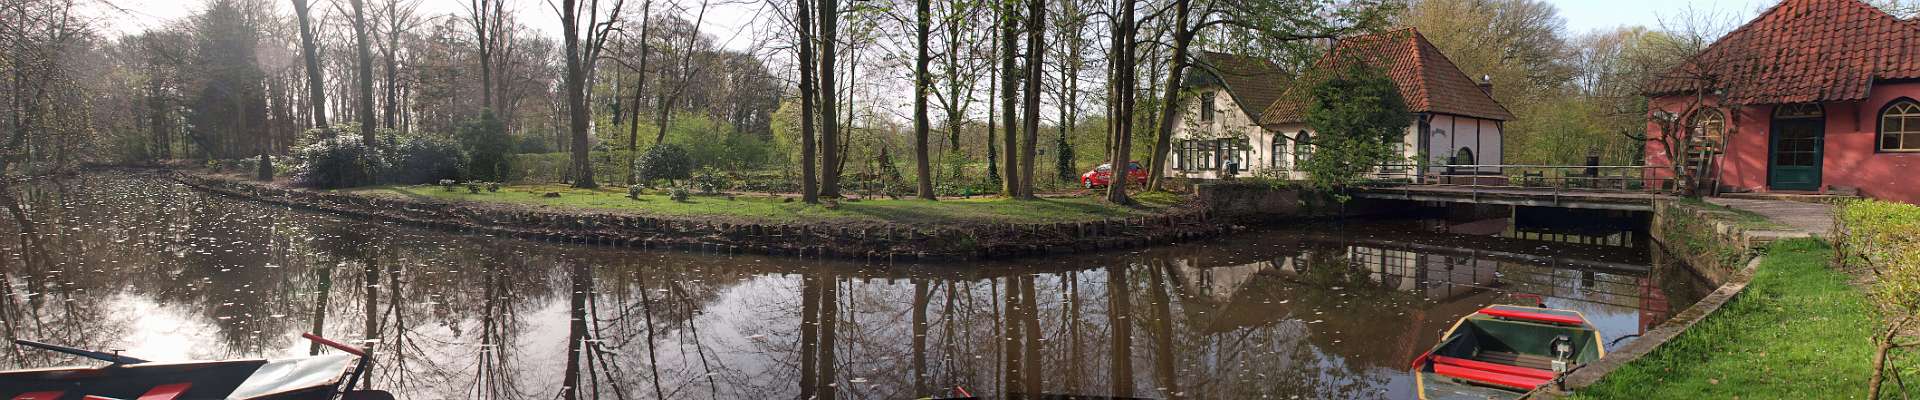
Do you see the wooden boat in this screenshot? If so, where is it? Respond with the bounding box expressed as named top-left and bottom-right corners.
top-left (1410, 303), bottom-right (1606, 399)
top-left (1, 333), bottom-right (392, 400)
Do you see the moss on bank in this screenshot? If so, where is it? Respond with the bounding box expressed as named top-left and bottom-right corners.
top-left (348, 183), bottom-right (1185, 225)
top-left (1572, 240), bottom-right (1916, 399)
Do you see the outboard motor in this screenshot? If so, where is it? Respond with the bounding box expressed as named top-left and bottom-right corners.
top-left (1550, 334), bottom-right (1575, 373)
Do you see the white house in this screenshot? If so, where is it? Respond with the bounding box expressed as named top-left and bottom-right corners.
top-left (1169, 28), bottom-right (1515, 181)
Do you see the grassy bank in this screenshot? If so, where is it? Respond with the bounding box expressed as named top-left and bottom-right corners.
top-left (1573, 239), bottom-right (1913, 399)
top-left (348, 183), bottom-right (1184, 225)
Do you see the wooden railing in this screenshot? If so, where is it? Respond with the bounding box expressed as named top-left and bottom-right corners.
top-left (1367, 164), bottom-right (1678, 194)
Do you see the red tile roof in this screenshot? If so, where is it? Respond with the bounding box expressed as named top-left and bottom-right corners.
top-left (1644, 0), bottom-right (1920, 104)
top-left (1261, 28), bottom-right (1515, 124)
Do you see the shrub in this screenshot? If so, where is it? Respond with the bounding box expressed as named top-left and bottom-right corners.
top-left (1835, 199), bottom-right (1920, 397)
top-left (466, 181), bottom-right (483, 193)
top-left (487, 182), bottom-right (500, 192)
top-left (388, 136), bottom-right (466, 185)
top-left (460, 111), bottom-right (514, 182)
top-left (668, 186), bottom-right (691, 202)
top-left (628, 184), bottom-right (644, 199)
top-left (637, 144), bottom-right (693, 184)
top-left (291, 137), bottom-right (383, 189)
top-left (439, 179), bottom-right (457, 191)
top-left (1299, 61), bottom-right (1409, 191)
top-left (690, 167), bottom-right (729, 194)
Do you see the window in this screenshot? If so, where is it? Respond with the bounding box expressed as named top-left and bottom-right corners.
top-left (1175, 140), bottom-right (1194, 170)
top-left (1179, 140), bottom-right (1218, 170)
top-left (1270, 136), bottom-right (1288, 168)
top-left (1689, 108), bottom-right (1727, 148)
top-left (1200, 92), bottom-right (1217, 123)
top-left (1219, 138), bottom-right (1250, 174)
top-left (1775, 103), bottom-right (1823, 119)
top-left (1293, 131), bottom-right (1313, 170)
top-left (1453, 147), bottom-right (1475, 165)
top-left (1882, 100), bottom-right (1920, 152)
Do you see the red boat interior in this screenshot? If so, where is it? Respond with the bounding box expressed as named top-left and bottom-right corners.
top-left (2, 361), bottom-right (263, 400)
top-left (1476, 307), bottom-right (1585, 326)
top-left (1430, 355), bottom-right (1554, 390)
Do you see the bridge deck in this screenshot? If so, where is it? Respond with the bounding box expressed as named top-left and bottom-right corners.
top-left (1352, 185), bottom-right (1666, 211)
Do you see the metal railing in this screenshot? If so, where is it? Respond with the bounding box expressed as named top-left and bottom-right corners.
top-left (1366, 164), bottom-right (1678, 194)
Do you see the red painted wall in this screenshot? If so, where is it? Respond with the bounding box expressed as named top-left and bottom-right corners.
top-left (1647, 82), bottom-right (1920, 204)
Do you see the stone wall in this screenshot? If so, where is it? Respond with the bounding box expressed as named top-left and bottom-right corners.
top-left (1194, 182), bottom-right (1399, 222)
top-left (172, 172), bottom-right (1232, 262)
top-left (1650, 200), bottom-right (1761, 286)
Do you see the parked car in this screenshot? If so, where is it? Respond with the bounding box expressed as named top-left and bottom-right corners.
top-left (1081, 161), bottom-right (1148, 188)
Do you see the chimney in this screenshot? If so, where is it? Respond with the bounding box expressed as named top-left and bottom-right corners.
top-left (1477, 75), bottom-right (1494, 97)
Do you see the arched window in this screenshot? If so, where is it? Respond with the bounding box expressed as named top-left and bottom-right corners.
top-left (1270, 135), bottom-right (1288, 168)
top-left (1775, 103), bottom-right (1823, 119)
top-left (1882, 100), bottom-right (1920, 152)
top-left (1689, 108), bottom-right (1727, 148)
top-left (1453, 147), bottom-right (1476, 165)
top-left (1293, 131), bottom-right (1312, 170)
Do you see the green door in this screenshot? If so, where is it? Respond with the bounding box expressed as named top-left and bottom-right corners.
top-left (1768, 118), bottom-right (1824, 191)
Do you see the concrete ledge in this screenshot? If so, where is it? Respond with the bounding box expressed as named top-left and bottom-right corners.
top-left (1533, 255), bottom-right (1765, 398)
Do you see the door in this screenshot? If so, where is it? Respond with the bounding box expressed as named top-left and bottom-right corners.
top-left (1768, 107), bottom-right (1824, 191)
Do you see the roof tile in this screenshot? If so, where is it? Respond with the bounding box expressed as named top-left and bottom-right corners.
top-left (1645, 0), bottom-right (1920, 104)
top-left (1260, 28), bottom-right (1515, 124)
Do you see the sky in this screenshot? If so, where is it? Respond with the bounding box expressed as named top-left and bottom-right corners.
top-left (88, 0), bottom-right (1783, 47)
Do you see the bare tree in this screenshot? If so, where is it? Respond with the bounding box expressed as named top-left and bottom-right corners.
top-left (1015, 0), bottom-right (1044, 199)
top-left (911, 0), bottom-right (935, 200)
top-left (1105, 0), bottom-right (1137, 204)
top-left (557, 0), bottom-right (629, 189)
top-left (346, 0), bottom-right (378, 146)
top-left (816, 0), bottom-right (844, 198)
top-left (469, 0), bottom-right (508, 112)
top-left (291, 0), bottom-right (329, 131)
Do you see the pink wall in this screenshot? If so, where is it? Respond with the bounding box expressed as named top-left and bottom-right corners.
top-left (1647, 82), bottom-right (1920, 204)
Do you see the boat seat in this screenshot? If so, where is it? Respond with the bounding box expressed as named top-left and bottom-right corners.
top-left (1432, 355), bottom-right (1554, 390)
top-left (13, 392), bottom-right (64, 400)
top-left (1476, 351), bottom-right (1556, 371)
top-left (1478, 307), bottom-right (1584, 326)
top-left (138, 383), bottom-right (192, 400)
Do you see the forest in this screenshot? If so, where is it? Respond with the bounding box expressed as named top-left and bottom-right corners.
top-left (8, 0), bottom-right (1910, 205)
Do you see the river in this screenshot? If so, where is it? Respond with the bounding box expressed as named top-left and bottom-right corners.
top-left (0, 172), bottom-right (1707, 399)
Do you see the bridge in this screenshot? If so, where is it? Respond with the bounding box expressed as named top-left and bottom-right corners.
top-left (1351, 164), bottom-right (1675, 211)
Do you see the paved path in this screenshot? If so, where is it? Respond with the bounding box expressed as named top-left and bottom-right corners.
top-left (1706, 197), bottom-right (1835, 238)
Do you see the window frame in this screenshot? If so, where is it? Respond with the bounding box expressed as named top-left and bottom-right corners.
top-left (1292, 131), bottom-right (1313, 170)
top-left (1879, 99), bottom-right (1920, 153)
top-left (1199, 92), bottom-right (1217, 124)
top-left (1688, 108), bottom-right (1728, 149)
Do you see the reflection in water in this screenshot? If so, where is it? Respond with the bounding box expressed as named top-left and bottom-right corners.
top-left (0, 173), bottom-right (1708, 399)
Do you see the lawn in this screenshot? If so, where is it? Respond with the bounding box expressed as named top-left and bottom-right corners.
top-left (348, 183), bottom-right (1185, 225)
top-left (1572, 239), bottom-right (1916, 399)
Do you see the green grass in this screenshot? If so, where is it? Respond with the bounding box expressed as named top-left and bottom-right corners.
top-left (1573, 239), bottom-right (1916, 399)
top-left (348, 184), bottom-right (1184, 225)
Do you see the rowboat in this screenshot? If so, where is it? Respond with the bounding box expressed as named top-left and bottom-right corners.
top-left (1, 333), bottom-right (392, 400)
top-left (1410, 301), bottom-right (1606, 400)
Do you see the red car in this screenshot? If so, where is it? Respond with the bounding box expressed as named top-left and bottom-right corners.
top-left (1081, 161), bottom-right (1148, 188)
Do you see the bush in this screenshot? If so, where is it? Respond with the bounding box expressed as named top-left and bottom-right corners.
top-left (388, 136), bottom-right (466, 185)
top-left (291, 137), bottom-right (384, 189)
top-left (691, 167), bottom-right (729, 194)
top-left (637, 144), bottom-right (693, 184)
top-left (628, 184), bottom-right (644, 199)
top-left (460, 111), bottom-right (514, 182)
top-left (1835, 199), bottom-right (1920, 397)
top-left (668, 186), bottom-right (691, 202)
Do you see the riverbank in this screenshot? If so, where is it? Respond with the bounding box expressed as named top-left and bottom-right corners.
top-left (347, 182), bottom-right (1185, 225)
top-left (169, 170), bottom-right (1233, 261)
top-left (1569, 239), bottom-right (1913, 399)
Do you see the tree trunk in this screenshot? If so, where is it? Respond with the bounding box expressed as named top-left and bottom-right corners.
top-left (561, 0), bottom-right (597, 188)
top-left (1017, 0), bottom-right (1045, 199)
top-left (292, 0), bottom-right (328, 132)
top-left (1146, 0), bottom-right (1193, 192)
top-left (349, 0), bottom-right (378, 146)
top-left (626, 1), bottom-right (653, 185)
top-left (797, 0), bottom-right (820, 203)
top-left (998, 4), bottom-right (1020, 197)
top-left (817, 0), bottom-right (843, 198)
top-left (1106, 0), bottom-right (1135, 204)
top-left (912, 0), bottom-right (936, 200)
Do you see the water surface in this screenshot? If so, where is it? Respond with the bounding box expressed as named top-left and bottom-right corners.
top-left (0, 173), bottom-right (1707, 399)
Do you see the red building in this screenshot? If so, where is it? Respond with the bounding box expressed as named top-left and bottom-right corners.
top-left (1645, 0), bottom-right (1920, 203)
